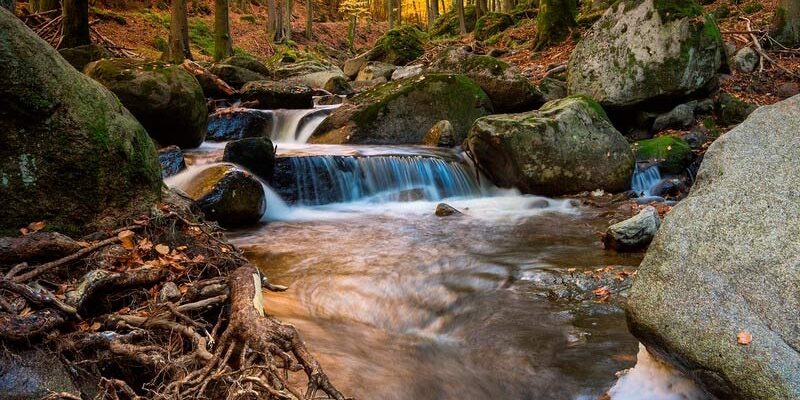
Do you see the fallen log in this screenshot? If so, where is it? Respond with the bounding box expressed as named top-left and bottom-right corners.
top-left (182, 59), bottom-right (238, 98)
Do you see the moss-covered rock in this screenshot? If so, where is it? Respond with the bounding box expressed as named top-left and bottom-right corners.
top-left (176, 163), bottom-right (265, 228)
top-left (58, 44), bottom-right (111, 71)
top-left (632, 136), bottom-right (692, 174)
top-left (311, 73), bottom-right (493, 144)
top-left (429, 46), bottom-right (544, 112)
top-left (0, 9), bottom-right (162, 235)
top-left (567, 0), bottom-right (724, 108)
top-left (715, 92), bottom-right (757, 126)
top-left (430, 5), bottom-right (477, 37)
top-left (209, 63), bottom-right (267, 89)
top-left (466, 95), bottom-right (635, 195)
top-left (85, 58), bottom-right (208, 148)
top-left (539, 76), bottom-right (568, 101)
top-left (220, 54), bottom-right (270, 76)
top-left (368, 26), bottom-right (426, 66)
top-left (475, 13), bottom-right (514, 41)
top-left (240, 80), bottom-right (314, 109)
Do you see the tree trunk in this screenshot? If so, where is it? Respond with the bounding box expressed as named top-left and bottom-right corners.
top-left (534, 0), bottom-right (575, 49)
top-left (773, 0), bottom-right (800, 47)
top-left (284, 0), bottom-right (292, 41)
top-left (31, 0), bottom-right (58, 12)
top-left (455, 0), bottom-right (465, 34)
top-left (430, 0), bottom-right (439, 24)
top-left (387, 0), bottom-right (393, 28)
top-left (267, 0), bottom-right (278, 40)
top-left (305, 0), bottom-right (312, 38)
top-left (347, 14), bottom-right (356, 49)
top-left (164, 0), bottom-right (192, 62)
top-left (213, 0), bottom-right (233, 61)
top-left (61, 0), bottom-right (90, 48)
top-left (475, 0), bottom-right (483, 20)
top-left (501, 0), bottom-right (511, 12)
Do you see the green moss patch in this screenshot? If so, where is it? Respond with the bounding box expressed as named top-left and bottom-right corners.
top-left (632, 136), bottom-right (692, 174)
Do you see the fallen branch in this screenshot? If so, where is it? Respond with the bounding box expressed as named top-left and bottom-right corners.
top-left (182, 60), bottom-right (238, 97)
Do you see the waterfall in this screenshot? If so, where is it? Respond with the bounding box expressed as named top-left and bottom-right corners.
top-left (269, 107), bottom-right (336, 143)
top-left (631, 165), bottom-right (662, 197)
top-left (271, 155), bottom-right (482, 206)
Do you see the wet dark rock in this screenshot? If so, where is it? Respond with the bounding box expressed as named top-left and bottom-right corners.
top-left (422, 120), bottom-right (456, 147)
top-left (209, 63), bottom-right (267, 89)
top-left (603, 206), bottom-right (660, 252)
top-left (694, 98), bottom-right (715, 115)
top-left (315, 95), bottom-right (345, 106)
top-left (525, 265), bottom-right (636, 305)
top-left (681, 129), bottom-right (707, 149)
top-left (650, 178), bottom-right (689, 200)
top-left (85, 58), bottom-right (208, 148)
top-left (0, 348), bottom-right (80, 400)
top-left (435, 203), bottom-right (462, 217)
top-left (207, 109), bottom-right (273, 141)
top-left (223, 137), bottom-right (276, 180)
top-left (240, 80), bottom-right (314, 109)
top-left (652, 102), bottom-right (695, 132)
top-left (58, 43), bottom-right (112, 71)
top-left (158, 145), bottom-right (186, 178)
top-left (176, 164), bottom-right (265, 228)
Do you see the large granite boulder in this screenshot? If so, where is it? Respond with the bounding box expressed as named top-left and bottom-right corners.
top-left (466, 95), bottom-right (634, 195)
top-left (58, 43), bottom-right (112, 71)
top-left (85, 58), bottom-right (208, 148)
top-left (310, 74), bottom-right (493, 144)
top-left (0, 8), bottom-right (161, 235)
top-left (567, 0), bottom-right (725, 108)
top-left (429, 46), bottom-right (544, 112)
top-left (627, 95), bottom-right (800, 399)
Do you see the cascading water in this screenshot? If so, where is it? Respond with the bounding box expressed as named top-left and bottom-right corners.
top-left (269, 107), bottom-right (337, 143)
top-left (631, 165), bottom-right (662, 197)
top-left (271, 154), bottom-right (482, 206)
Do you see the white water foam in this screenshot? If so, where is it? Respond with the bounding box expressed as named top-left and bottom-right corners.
top-left (606, 344), bottom-right (710, 400)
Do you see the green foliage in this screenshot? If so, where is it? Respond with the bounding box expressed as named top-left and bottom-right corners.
top-left (741, 1), bottom-right (763, 14)
top-left (633, 136), bottom-right (692, 174)
top-left (239, 14), bottom-right (257, 23)
top-left (153, 35), bottom-right (168, 52)
top-left (233, 47), bottom-right (255, 58)
top-left (142, 10), bottom-right (170, 28)
top-left (475, 13), bottom-right (514, 41)
top-left (188, 19), bottom-right (214, 56)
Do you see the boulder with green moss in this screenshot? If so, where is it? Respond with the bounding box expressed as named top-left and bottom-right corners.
top-left (58, 44), bottom-right (112, 71)
top-left (715, 92), bottom-right (757, 126)
top-left (429, 46), bottom-right (543, 112)
top-left (430, 5), bottom-right (477, 37)
top-left (0, 9), bottom-right (162, 235)
top-left (85, 58), bottom-right (208, 148)
top-left (311, 74), bottom-right (493, 144)
top-left (209, 63), bottom-right (267, 89)
top-left (475, 13), bottom-right (514, 41)
top-left (240, 80), bottom-right (314, 109)
top-left (466, 95), bottom-right (634, 195)
top-left (632, 136), bottom-right (693, 175)
top-left (221, 55), bottom-right (270, 76)
top-left (567, 0), bottom-right (725, 108)
top-left (368, 26), bottom-right (426, 66)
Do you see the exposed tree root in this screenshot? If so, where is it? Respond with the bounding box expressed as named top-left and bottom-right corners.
top-left (0, 196), bottom-right (349, 400)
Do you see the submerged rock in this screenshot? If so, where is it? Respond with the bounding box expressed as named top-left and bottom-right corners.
top-left (627, 94), bottom-right (800, 399)
top-left (177, 164), bottom-right (265, 228)
top-left (567, 0), bottom-right (725, 108)
top-left (0, 9), bottom-right (162, 234)
top-left (311, 74), bottom-right (493, 145)
top-left (603, 206), bottom-right (660, 251)
top-left (58, 43), bottom-right (112, 71)
top-left (158, 145), bottom-right (186, 178)
top-left (85, 58), bottom-right (208, 148)
top-left (429, 47), bottom-right (544, 112)
top-left (466, 96), bottom-right (634, 196)
top-left (435, 203), bottom-right (462, 217)
top-left (240, 80), bottom-right (314, 109)
top-left (207, 108), bottom-right (273, 141)
top-left (222, 137), bottom-right (276, 180)
top-left (422, 120), bottom-right (456, 147)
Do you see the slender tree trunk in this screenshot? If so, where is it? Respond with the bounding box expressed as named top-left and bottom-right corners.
top-left (267, 0), bottom-right (277, 40)
top-left (61, 0), bottom-right (90, 48)
top-left (347, 14), bottom-right (356, 49)
top-left (305, 0), bottom-right (312, 38)
top-left (397, 0), bottom-right (401, 25)
top-left (430, 0), bottom-right (439, 24)
top-left (455, 0), bottom-right (465, 34)
top-left (284, 0), bottom-right (292, 41)
top-left (213, 0), bottom-right (233, 61)
top-left (164, 0), bottom-right (192, 62)
top-left (475, 0), bottom-right (483, 20)
top-left (31, 0), bottom-right (58, 12)
top-left (501, 0), bottom-right (510, 12)
top-left (773, 0), bottom-right (800, 47)
top-left (387, 0), bottom-right (393, 28)
top-left (535, 0), bottom-right (575, 49)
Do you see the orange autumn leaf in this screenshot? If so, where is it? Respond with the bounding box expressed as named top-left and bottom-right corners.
top-left (593, 286), bottom-right (610, 297)
top-left (28, 220), bottom-right (46, 232)
top-left (155, 244), bottom-right (170, 255)
top-left (118, 230), bottom-right (136, 250)
top-left (737, 331), bottom-right (753, 345)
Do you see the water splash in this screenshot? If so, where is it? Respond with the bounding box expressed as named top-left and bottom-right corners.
top-left (269, 107), bottom-right (336, 143)
top-left (608, 344), bottom-right (709, 400)
top-left (631, 165), bottom-right (662, 197)
top-left (271, 155), bottom-right (483, 206)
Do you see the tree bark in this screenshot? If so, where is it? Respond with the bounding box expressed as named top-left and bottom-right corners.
top-left (387, 0), bottom-right (393, 28)
top-left (347, 14), bottom-right (356, 49)
top-left (31, 0), bottom-right (58, 12)
top-left (61, 0), bottom-right (90, 48)
top-left (455, 0), bottom-right (465, 34)
top-left (773, 0), bottom-right (800, 47)
top-left (430, 0), bottom-right (439, 25)
top-left (501, 0), bottom-right (511, 12)
top-left (306, 0), bottom-right (312, 38)
top-left (284, 0), bottom-right (292, 41)
top-left (534, 0), bottom-right (575, 49)
top-left (267, 0), bottom-right (278, 40)
top-left (164, 0), bottom-right (192, 62)
top-left (213, 0), bottom-right (234, 61)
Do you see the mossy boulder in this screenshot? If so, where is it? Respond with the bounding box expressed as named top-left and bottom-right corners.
top-left (220, 54), bottom-right (270, 76)
top-left (0, 9), bottom-right (162, 235)
top-left (176, 163), bottom-right (265, 228)
top-left (311, 73), bottom-right (493, 145)
top-left (58, 44), bottom-right (111, 71)
top-left (475, 13), bottom-right (514, 41)
top-left (430, 5), bottom-right (477, 37)
top-left (368, 26), bottom-right (426, 66)
top-left (222, 137), bottom-right (276, 180)
top-left (539, 76), bottom-right (568, 101)
top-left (715, 92), bottom-right (757, 126)
top-left (85, 58), bottom-right (208, 148)
top-left (209, 63), bottom-right (267, 89)
top-left (466, 95), bottom-right (635, 195)
top-left (429, 46), bottom-right (544, 112)
top-left (271, 59), bottom-right (341, 80)
top-left (567, 0), bottom-right (725, 108)
top-left (627, 94), bottom-right (800, 399)
top-left (240, 80), bottom-right (314, 109)
top-left (632, 136), bottom-right (692, 175)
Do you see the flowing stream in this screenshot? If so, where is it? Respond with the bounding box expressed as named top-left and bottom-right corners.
top-left (173, 107), bottom-right (703, 400)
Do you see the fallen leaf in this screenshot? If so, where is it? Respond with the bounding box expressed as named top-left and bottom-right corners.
top-left (737, 331), bottom-right (752, 345)
top-left (138, 238), bottom-right (153, 251)
top-left (118, 230), bottom-right (136, 250)
top-left (28, 221), bottom-right (46, 232)
top-left (76, 241), bottom-right (90, 248)
top-left (90, 322), bottom-right (101, 332)
top-left (19, 227), bottom-right (29, 236)
top-left (593, 286), bottom-right (610, 297)
top-left (155, 244), bottom-right (170, 255)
